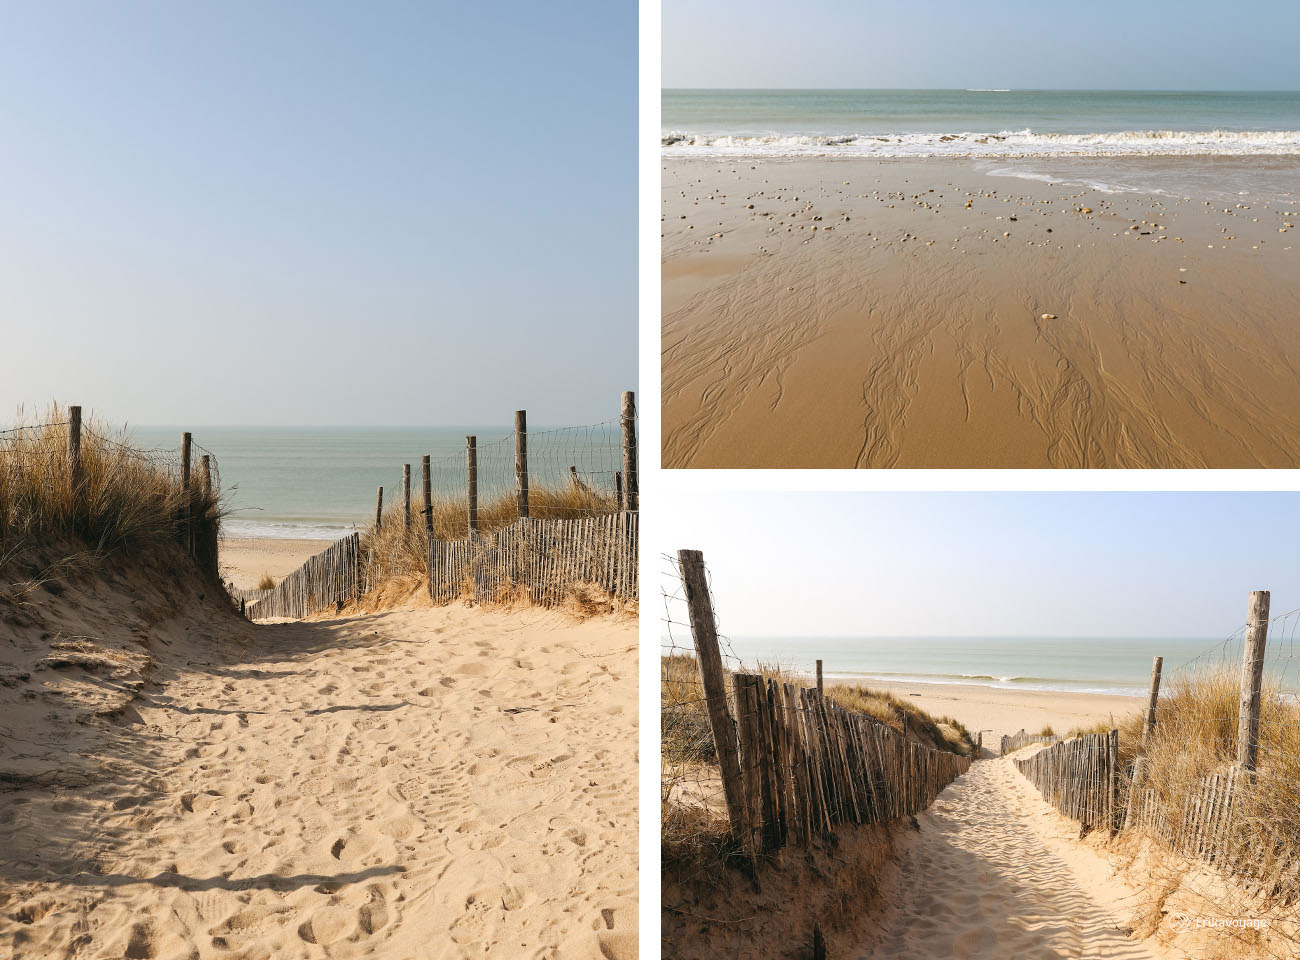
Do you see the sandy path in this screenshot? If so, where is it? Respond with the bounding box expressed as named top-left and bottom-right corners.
top-left (1, 606), bottom-right (636, 959)
top-left (860, 755), bottom-right (1159, 960)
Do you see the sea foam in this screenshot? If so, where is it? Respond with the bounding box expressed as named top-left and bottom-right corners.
top-left (661, 129), bottom-right (1300, 159)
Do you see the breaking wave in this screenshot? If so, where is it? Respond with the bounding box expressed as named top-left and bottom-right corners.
top-left (661, 128), bottom-right (1300, 158)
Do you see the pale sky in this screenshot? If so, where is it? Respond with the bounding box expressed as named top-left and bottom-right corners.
top-left (660, 492), bottom-right (1300, 638)
top-left (0, 1), bottom-right (635, 426)
top-left (663, 0), bottom-right (1300, 90)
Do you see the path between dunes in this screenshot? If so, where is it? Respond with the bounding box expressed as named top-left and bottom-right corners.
top-left (859, 754), bottom-right (1162, 960)
top-left (1, 605), bottom-right (636, 959)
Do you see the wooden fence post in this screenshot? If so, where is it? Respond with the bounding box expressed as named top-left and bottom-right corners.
top-left (466, 435), bottom-right (478, 537)
top-left (615, 471), bottom-right (623, 511)
top-left (1143, 656), bottom-right (1163, 745)
top-left (180, 431), bottom-right (192, 553)
top-left (514, 410), bottom-right (529, 519)
top-left (422, 456), bottom-right (433, 539)
top-left (374, 486), bottom-right (384, 531)
top-left (1108, 728), bottom-right (1119, 833)
top-left (1237, 589), bottom-right (1270, 771)
top-left (678, 548), bottom-right (750, 855)
top-left (402, 464), bottom-right (411, 528)
top-left (180, 431), bottom-right (192, 492)
top-left (200, 455), bottom-right (211, 496)
top-left (816, 660), bottom-right (823, 695)
top-left (66, 405), bottom-right (82, 507)
top-left (620, 391), bottom-right (638, 512)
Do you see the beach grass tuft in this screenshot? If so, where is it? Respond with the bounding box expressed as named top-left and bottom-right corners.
top-left (358, 485), bottom-right (619, 593)
top-left (0, 406), bottom-right (222, 574)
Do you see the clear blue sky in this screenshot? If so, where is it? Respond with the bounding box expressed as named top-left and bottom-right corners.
top-left (662, 492), bottom-right (1300, 638)
top-left (0, 1), bottom-right (635, 426)
top-left (663, 0), bottom-right (1300, 89)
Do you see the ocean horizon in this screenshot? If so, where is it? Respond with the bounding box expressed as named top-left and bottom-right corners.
top-left (123, 424), bottom-right (623, 540)
top-left (662, 634), bottom-right (1293, 697)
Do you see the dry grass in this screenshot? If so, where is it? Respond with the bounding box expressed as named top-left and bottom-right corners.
top-left (0, 407), bottom-right (221, 575)
top-left (826, 683), bottom-right (976, 756)
top-left (359, 485), bottom-right (617, 589)
top-left (256, 573), bottom-right (276, 591)
top-left (1136, 667), bottom-right (1300, 895)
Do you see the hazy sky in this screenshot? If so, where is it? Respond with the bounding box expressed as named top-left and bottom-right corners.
top-left (0, 1), bottom-right (635, 426)
top-left (661, 492), bottom-right (1300, 638)
top-left (663, 0), bottom-right (1300, 90)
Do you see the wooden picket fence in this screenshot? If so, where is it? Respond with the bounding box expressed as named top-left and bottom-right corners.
top-left (1001, 729), bottom-right (1060, 756)
top-left (1015, 731), bottom-right (1121, 832)
top-left (428, 512), bottom-right (638, 606)
top-left (244, 533), bottom-right (362, 620)
top-left (1127, 766), bottom-right (1244, 866)
top-left (723, 674), bottom-right (971, 856)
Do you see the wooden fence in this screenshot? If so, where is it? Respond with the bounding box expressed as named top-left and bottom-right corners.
top-left (1127, 766), bottom-right (1244, 867)
top-left (729, 673), bottom-right (971, 856)
top-left (1015, 731), bottom-right (1121, 832)
top-left (245, 533), bottom-right (362, 620)
top-left (1001, 730), bottom-right (1060, 756)
top-left (428, 512), bottom-right (637, 605)
top-left (675, 549), bottom-right (970, 861)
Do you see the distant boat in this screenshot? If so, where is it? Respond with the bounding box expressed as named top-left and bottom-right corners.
top-left (966, 88), bottom-right (1012, 93)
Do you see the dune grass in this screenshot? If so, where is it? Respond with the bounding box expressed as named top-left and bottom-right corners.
top-left (826, 683), bottom-right (976, 756)
top-left (1133, 666), bottom-right (1300, 894)
top-left (359, 484), bottom-right (619, 589)
top-left (256, 573), bottom-right (276, 591)
top-left (0, 407), bottom-right (221, 574)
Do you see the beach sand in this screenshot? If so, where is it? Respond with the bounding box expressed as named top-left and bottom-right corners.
top-left (662, 157), bottom-right (1300, 467)
top-left (860, 752), bottom-right (1167, 959)
top-left (220, 537), bottom-right (333, 590)
top-left (0, 576), bottom-right (637, 958)
top-left (827, 678), bottom-right (1144, 748)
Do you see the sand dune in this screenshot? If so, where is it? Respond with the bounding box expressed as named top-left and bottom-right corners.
top-left (862, 754), bottom-right (1164, 959)
top-left (662, 157), bottom-right (1300, 467)
top-left (0, 600), bottom-right (636, 959)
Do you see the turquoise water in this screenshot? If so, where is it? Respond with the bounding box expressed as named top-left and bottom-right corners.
top-left (663, 89), bottom-right (1300, 145)
top-left (663, 89), bottom-right (1300, 202)
top-left (129, 425), bottom-right (622, 539)
top-left (670, 634), bottom-right (1297, 697)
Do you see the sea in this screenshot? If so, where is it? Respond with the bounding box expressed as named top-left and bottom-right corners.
top-left (663, 89), bottom-right (1300, 203)
top-left (684, 634), bottom-right (1299, 698)
top-left (127, 425), bottom-right (621, 540)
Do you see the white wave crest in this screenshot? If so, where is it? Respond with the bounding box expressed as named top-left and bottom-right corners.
top-left (661, 128), bottom-right (1300, 159)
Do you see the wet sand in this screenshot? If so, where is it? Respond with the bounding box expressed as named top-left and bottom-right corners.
top-left (662, 157), bottom-right (1300, 467)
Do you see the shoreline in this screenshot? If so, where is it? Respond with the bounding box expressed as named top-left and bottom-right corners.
top-left (824, 676), bottom-right (1144, 744)
top-left (662, 155), bottom-right (1300, 467)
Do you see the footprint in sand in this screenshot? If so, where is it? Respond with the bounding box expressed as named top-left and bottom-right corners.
top-left (298, 906), bottom-right (353, 945)
top-left (123, 919), bottom-right (157, 958)
top-left (594, 900), bottom-right (638, 960)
